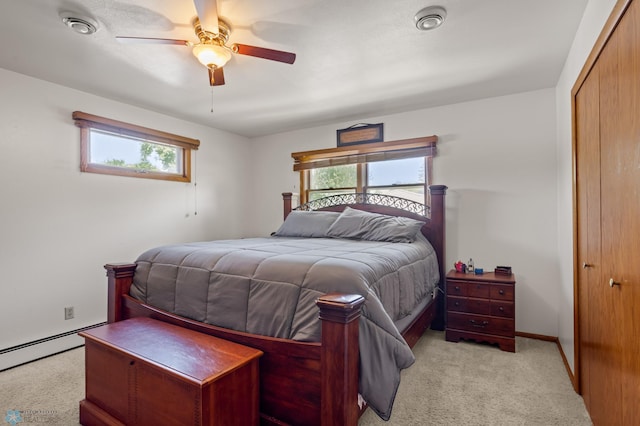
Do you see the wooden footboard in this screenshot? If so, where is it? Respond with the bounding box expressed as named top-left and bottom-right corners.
top-left (105, 264), bottom-right (438, 425)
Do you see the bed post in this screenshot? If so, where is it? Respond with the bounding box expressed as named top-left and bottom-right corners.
top-left (105, 263), bottom-right (137, 323)
top-left (316, 294), bottom-right (365, 426)
top-left (282, 192), bottom-right (293, 220)
top-left (428, 185), bottom-right (447, 330)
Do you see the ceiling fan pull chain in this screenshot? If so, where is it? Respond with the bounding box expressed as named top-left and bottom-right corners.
top-left (210, 87), bottom-right (214, 113)
top-left (193, 150), bottom-right (198, 216)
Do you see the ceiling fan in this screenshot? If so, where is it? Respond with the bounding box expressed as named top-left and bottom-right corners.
top-left (115, 0), bottom-right (296, 86)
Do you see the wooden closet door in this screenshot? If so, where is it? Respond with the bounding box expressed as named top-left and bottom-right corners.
top-left (575, 63), bottom-right (601, 420)
top-left (598, 1), bottom-right (640, 423)
top-left (588, 30), bottom-right (627, 422)
top-left (576, 59), bottom-right (624, 425)
top-left (576, 2), bottom-right (640, 424)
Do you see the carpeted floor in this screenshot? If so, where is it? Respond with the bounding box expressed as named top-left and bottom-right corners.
top-left (359, 331), bottom-right (592, 425)
top-left (0, 330), bottom-right (591, 425)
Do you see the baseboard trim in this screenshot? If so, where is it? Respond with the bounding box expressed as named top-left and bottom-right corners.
top-left (556, 340), bottom-right (579, 392)
top-left (0, 322), bottom-right (105, 371)
top-left (515, 331), bottom-right (578, 393)
top-left (515, 331), bottom-right (556, 342)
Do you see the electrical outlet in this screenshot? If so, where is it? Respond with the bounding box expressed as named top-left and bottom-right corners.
top-left (64, 306), bottom-right (74, 320)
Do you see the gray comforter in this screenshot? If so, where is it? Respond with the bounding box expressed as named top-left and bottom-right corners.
top-left (130, 234), bottom-right (439, 420)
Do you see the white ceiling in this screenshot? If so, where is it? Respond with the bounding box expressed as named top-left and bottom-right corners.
top-left (0, 0), bottom-right (588, 137)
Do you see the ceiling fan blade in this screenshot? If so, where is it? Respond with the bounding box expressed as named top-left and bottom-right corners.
top-left (193, 0), bottom-right (219, 34)
top-left (209, 67), bottom-right (225, 86)
top-left (232, 44), bottom-right (296, 64)
top-left (116, 36), bottom-right (190, 46)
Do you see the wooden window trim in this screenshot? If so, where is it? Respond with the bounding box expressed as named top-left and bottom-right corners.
top-left (291, 136), bottom-right (437, 172)
top-left (73, 111), bottom-right (200, 183)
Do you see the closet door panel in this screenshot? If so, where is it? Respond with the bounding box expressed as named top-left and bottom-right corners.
top-left (575, 64), bottom-right (601, 417)
top-left (589, 21), bottom-right (626, 426)
top-left (601, 2), bottom-right (640, 423)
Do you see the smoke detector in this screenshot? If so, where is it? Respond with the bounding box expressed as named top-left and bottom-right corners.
top-left (60, 12), bottom-right (98, 35)
top-left (414, 6), bottom-right (447, 31)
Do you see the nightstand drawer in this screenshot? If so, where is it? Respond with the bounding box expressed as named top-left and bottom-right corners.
top-left (467, 283), bottom-right (490, 298)
top-left (447, 312), bottom-right (514, 337)
top-left (447, 296), bottom-right (467, 312)
top-left (491, 301), bottom-right (514, 318)
top-left (447, 282), bottom-right (468, 296)
top-left (490, 284), bottom-right (514, 301)
top-left (466, 298), bottom-right (491, 315)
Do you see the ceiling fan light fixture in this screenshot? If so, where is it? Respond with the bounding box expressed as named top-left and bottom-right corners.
top-left (192, 44), bottom-right (232, 68)
top-left (414, 6), bottom-right (446, 31)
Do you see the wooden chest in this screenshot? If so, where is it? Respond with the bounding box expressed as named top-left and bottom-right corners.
top-left (445, 270), bottom-right (516, 352)
top-left (79, 317), bottom-right (263, 425)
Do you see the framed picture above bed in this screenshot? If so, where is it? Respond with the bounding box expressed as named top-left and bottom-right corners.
top-left (336, 123), bottom-right (384, 147)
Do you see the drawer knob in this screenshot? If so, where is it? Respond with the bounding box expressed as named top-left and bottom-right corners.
top-left (455, 286), bottom-right (461, 291)
top-left (498, 289), bottom-right (505, 295)
top-left (499, 306), bottom-right (504, 312)
top-left (454, 301), bottom-right (460, 306)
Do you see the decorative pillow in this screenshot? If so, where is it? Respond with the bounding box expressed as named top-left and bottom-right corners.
top-left (273, 210), bottom-right (340, 238)
top-left (326, 207), bottom-right (424, 243)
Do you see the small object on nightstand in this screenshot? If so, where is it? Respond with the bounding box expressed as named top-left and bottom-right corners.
top-left (467, 258), bottom-right (474, 274)
top-left (495, 266), bottom-right (512, 275)
top-left (474, 268), bottom-right (483, 274)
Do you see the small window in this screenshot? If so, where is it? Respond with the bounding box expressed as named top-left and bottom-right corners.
top-left (73, 111), bottom-right (199, 182)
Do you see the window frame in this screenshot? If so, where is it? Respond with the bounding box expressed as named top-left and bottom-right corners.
top-left (73, 111), bottom-right (200, 183)
top-left (292, 136), bottom-right (437, 206)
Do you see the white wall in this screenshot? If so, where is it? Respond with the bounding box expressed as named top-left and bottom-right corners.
top-left (555, 0), bottom-right (618, 373)
top-left (249, 88), bottom-right (560, 337)
top-left (0, 68), bottom-right (251, 364)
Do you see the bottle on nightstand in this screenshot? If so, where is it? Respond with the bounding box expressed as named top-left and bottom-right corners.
top-left (467, 258), bottom-right (474, 274)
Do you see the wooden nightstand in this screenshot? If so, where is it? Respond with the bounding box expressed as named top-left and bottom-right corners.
top-left (445, 270), bottom-right (516, 352)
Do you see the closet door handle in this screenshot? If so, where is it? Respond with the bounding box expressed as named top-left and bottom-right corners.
top-left (583, 262), bottom-right (592, 269)
top-left (609, 278), bottom-right (620, 287)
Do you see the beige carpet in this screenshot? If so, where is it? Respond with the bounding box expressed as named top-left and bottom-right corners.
top-left (0, 330), bottom-right (591, 425)
top-left (360, 331), bottom-right (592, 425)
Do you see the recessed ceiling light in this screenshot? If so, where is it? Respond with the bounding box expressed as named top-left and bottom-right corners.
top-left (60, 12), bottom-right (98, 35)
top-left (414, 6), bottom-right (447, 31)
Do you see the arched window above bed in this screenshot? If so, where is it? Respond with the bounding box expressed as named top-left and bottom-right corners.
top-left (291, 136), bottom-right (437, 206)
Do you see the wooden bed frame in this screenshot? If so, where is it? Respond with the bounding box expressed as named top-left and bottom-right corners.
top-left (104, 185), bottom-right (447, 426)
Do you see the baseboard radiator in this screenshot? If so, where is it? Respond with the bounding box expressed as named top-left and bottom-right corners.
top-left (0, 323), bottom-right (105, 371)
